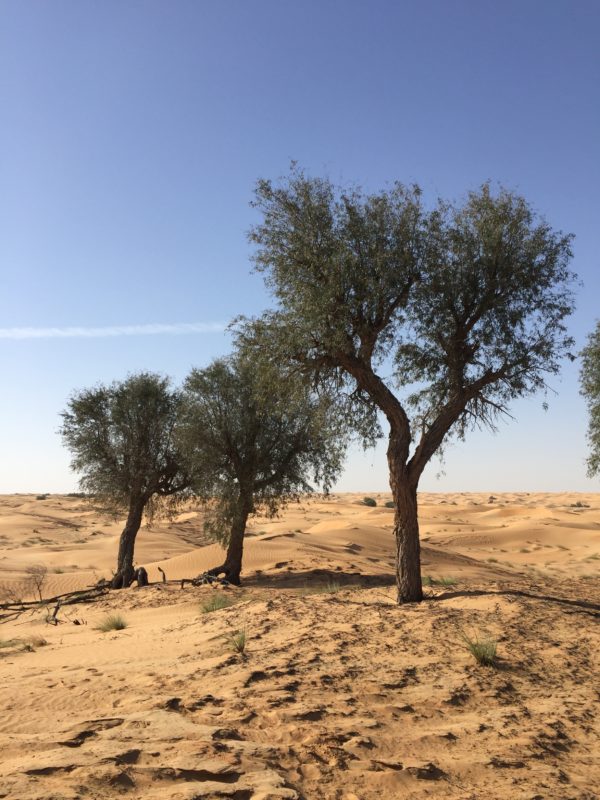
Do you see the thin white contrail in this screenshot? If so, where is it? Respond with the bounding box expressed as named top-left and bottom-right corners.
top-left (0, 322), bottom-right (227, 340)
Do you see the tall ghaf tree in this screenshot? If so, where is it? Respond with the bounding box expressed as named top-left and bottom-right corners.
top-left (580, 321), bottom-right (600, 478)
top-left (241, 167), bottom-right (576, 603)
top-left (60, 372), bottom-right (190, 588)
top-left (177, 352), bottom-right (346, 585)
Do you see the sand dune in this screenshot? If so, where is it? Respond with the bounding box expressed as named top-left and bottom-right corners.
top-left (0, 492), bottom-right (599, 799)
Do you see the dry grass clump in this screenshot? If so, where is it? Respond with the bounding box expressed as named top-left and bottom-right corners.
top-left (304, 580), bottom-right (342, 595)
top-left (229, 628), bottom-right (247, 655)
top-left (0, 635), bottom-right (47, 652)
top-left (422, 575), bottom-right (458, 586)
top-left (461, 630), bottom-right (497, 666)
top-left (200, 592), bottom-right (236, 613)
top-left (96, 614), bottom-right (128, 632)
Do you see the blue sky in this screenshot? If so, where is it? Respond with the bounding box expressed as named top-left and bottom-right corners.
top-left (0, 0), bottom-right (598, 493)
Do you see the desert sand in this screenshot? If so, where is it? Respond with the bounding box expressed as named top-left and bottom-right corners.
top-left (0, 492), bottom-right (598, 799)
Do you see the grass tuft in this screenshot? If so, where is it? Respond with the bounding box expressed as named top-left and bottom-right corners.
top-left (200, 593), bottom-right (236, 613)
top-left (461, 631), bottom-right (497, 667)
top-left (0, 635), bottom-right (47, 652)
top-left (299, 581), bottom-right (342, 596)
top-left (229, 627), bottom-right (247, 655)
top-left (96, 614), bottom-right (128, 632)
top-left (422, 575), bottom-right (458, 587)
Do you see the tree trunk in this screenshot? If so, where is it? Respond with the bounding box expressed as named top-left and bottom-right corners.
top-left (112, 495), bottom-right (146, 589)
top-left (207, 496), bottom-right (252, 586)
top-left (388, 433), bottom-right (423, 603)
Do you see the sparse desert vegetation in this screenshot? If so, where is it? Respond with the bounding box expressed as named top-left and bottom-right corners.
top-left (0, 492), bottom-right (598, 799)
top-left (96, 613), bottom-right (128, 632)
top-left (200, 592), bottom-right (236, 613)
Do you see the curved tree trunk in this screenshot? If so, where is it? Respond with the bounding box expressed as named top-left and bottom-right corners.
top-left (207, 495), bottom-right (252, 586)
top-left (388, 431), bottom-right (423, 603)
top-left (112, 495), bottom-right (146, 589)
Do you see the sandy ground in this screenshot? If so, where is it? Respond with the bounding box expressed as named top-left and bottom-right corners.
top-left (0, 492), bottom-right (598, 799)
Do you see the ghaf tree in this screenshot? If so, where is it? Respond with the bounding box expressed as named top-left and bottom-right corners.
top-left (60, 372), bottom-right (189, 588)
top-left (580, 321), bottom-right (600, 478)
top-left (243, 168), bottom-right (576, 603)
top-left (178, 353), bottom-right (345, 585)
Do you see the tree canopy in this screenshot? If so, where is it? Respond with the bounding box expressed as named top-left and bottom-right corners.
top-left (580, 321), bottom-right (600, 478)
top-left (241, 167), bottom-right (577, 601)
top-left (60, 372), bottom-right (189, 586)
top-left (177, 352), bottom-right (346, 584)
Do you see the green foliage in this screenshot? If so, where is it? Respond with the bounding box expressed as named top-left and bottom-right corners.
top-left (461, 631), bottom-right (497, 667)
top-left (60, 372), bottom-right (190, 516)
top-left (178, 351), bottom-right (346, 547)
top-left (244, 165), bottom-right (576, 467)
top-left (384, 500), bottom-right (396, 508)
top-left (96, 614), bottom-right (128, 631)
top-left (580, 321), bottom-right (600, 478)
top-left (362, 497), bottom-right (377, 507)
top-left (200, 593), bottom-right (236, 613)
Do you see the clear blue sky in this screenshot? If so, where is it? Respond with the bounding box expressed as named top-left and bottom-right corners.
top-left (1, 0), bottom-right (598, 493)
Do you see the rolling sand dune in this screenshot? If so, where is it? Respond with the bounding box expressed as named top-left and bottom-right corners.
top-left (0, 492), bottom-right (598, 799)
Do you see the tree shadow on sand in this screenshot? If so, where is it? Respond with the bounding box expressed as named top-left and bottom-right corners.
top-left (433, 588), bottom-right (600, 617)
top-left (242, 567), bottom-right (395, 591)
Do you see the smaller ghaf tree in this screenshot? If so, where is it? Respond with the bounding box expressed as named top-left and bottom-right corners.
top-left (580, 321), bottom-right (600, 478)
top-left (177, 352), bottom-right (345, 585)
top-left (60, 372), bottom-right (189, 588)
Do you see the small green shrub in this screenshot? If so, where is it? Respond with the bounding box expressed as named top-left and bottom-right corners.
top-left (200, 593), bottom-right (235, 613)
top-left (229, 628), bottom-right (247, 655)
top-left (461, 631), bottom-right (497, 666)
top-left (36, 494), bottom-right (48, 501)
top-left (422, 575), bottom-right (457, 587)
top-left (438, 576), bottom-right (457, 587)
top-left (97, 614), bottom-right (128, 632)
top-left (384, 501), bottom-right (395, 508)
top-left (362, 497), bottom-right (377, 507)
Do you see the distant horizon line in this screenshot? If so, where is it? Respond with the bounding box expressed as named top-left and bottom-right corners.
top-left (0, 322), bottom-right (227, 340)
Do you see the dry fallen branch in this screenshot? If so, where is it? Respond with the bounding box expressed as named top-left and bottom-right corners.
top-left (179, 572), bottom-right (234, 590)
top-left (0, 585), bottom-right (110, 624)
